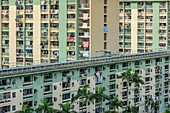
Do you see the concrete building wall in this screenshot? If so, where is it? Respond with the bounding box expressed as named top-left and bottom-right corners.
top-left (0, 51), bottom-right (169, 112)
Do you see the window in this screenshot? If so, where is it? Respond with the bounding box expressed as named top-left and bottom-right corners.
top-left (104, 0), bottom-right (107, 4)
top-left (88, 79), bottom-right (90, 83)
top-left (54, 97), bottom-right (57, 102)
top-left (104, 33), bottom-right (107, 41)
top-left (72, 82), bottom-right (74, 87)
top-left (54, 85), bottom-right (57, 90)
top-left (12, 92), bottom-right (16, 98)
top-left (104, 42), bottom-right (107, 50)
top-left (12, 105), bottom-right (16, 111)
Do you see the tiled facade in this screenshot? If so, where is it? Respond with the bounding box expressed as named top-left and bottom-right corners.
top-left (0, 0), bottom-right (119, 68)
top-left (0, 51), bottom-right (170, 112)
top-left (119, 0), bottom-right (170, 54)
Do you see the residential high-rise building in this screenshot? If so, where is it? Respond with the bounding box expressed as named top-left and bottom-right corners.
top-left (119, 0), bottom-right (169, 54)
top-left (0, 0), bottom-right (119, 68)
top-left (0, 51), bottom-right (170, 112)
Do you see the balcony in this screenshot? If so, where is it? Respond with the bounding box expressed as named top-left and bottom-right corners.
top-left (41, 9), bottom-right (49, 14)
top-left (26, 53), bottom-right (33, 57)
top-left (50, 27), bottom-right (59, 32)
top-left (2, 44), bottom-right (9, 48)
top-left (62, 83), bottom-right (70, 91)
top-left (95, 77), bottom-right (103, 84)
top-left (0, 79), bottom-right (11, 90)
top-left (25, 18), bottom-right (33, 22)
top-left (0, 93), bottom-right (11, 104)
top-left (41, 18), bottom-right (49, 22)
top-left (25, 27), bottom-right (33, 31)
top-left (2, 36), bottom-right (9, 40)
top-left (79, 23), bottom-right (90, 29)
top-left (50, 36), bottom-right (58, 41)
top-left (16, 44), bottom-right (24, 49)
top-left (80, 3), bottom-right (90, 10)
top-left (50, 18), bottom-right (59, 23)
top-left (50, 55), bottom-right (58, 59)
top-left (44, 85), bottom-right (52, 93)
top-left (1, 1), bottom-right (9, 5)
top-left (2, 52), bottom-right (9, 56)
top-left (2, 27), bottom-right (9, 31)
top-left (160, 5), bottom-right (166, 9)
top-left (25, 0), bottom-right (33, 5)
top-left (44, 74), bottom-right (52, 82)
top-left (23, 76), bottom-right (33, 85)
top-left (41, 54), bottom-right (48, 58)
top-left (146, 5), bottom-right (153, 8)
top-left (79, 32), bottom-right (90, 38)
top-left (160, 12), bottom-right (166, 16)
top-left (50, 9), bottom-right (59, 14)
top-left (68, 9), bottom-right (76, 14)
top-left (16, 36), bottom-right (24, 40)
top-left (80, 79), bottom-right (87, 86)
top-left (138, 5), bottom-right (144, 8)
top-left (50, 45), bottom-right (59, 50)
top-left (23, 89), bottom-right (33, 97)
top-left (62, 93), bottom-right (70, 101)
top-left (124, 5), bottom-right (131, 8)
top-left (2, 17), bottom-right (9, 22)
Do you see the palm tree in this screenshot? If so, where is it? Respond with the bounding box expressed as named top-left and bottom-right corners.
top-left (15, 105), bottom-right (33, 113)
top-left (35, 98), bottom-right (55, 113)
top-left (152, 101), bottom-right (159, 113)
top-left (132, 72), bottom-right (144, 87)
top-left (91, 86), bottom-right (109, 113)
top-left (127, 106), bottom-right (138, 113)
top-left (71, 84), bottom-right (94, 113)
top-left (106, 96), bottom-right (123, 112)
top-left (164, 108), bottom-right (170, 113)
top-left (57, 102), bottom-right (76, 113)
top-left (121, 68), bottom-right (144, 112)
top-left (145, 97), bottom-right (159, 113)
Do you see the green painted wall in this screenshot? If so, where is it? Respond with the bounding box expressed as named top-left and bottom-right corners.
top-left (131, 2), bottom-right (137, 9)
top-left (152, 2), bottom-right (160, 52)
top-left (33, 0), bottom-right (40, 5)
top-left (59, 0), bottom-right (67, 62)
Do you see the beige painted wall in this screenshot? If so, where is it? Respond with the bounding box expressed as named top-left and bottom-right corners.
top-left (107, 0), bottom-right (119, 54)
top-left (90, 0), bottom-right (119, 57)
top-left (131, 9), bottom-right (138, 53)
top-left (33, 6), bottom-right (41, 64)
top-left (9, 6), bottom-right (16, 67)
top-left (90, 0), bottom-right (104, 57)
top-left (53, 82), bottom-right (62, 110)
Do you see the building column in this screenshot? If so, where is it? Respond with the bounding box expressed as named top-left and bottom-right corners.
top-left (33, 4), bottom-right (41, 64)
top-left (152, 2), bottom-right (160, 52)
top-left (9, 6), bottom-right (16, 67)
top-left (59, 0), bottom-right (67, 62)
top-left (131, 2), bottom-right (138, 53)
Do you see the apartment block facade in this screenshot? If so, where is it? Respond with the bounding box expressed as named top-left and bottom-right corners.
top-left (0, 51), bottom-right (170, 112)
top-left (119, 0), bottom-right (170, 54)
top-left (0, 0), bottom-right (119, 68)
